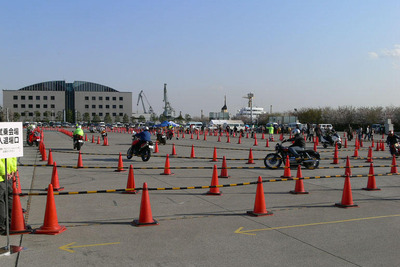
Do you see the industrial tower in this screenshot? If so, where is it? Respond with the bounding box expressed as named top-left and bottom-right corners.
top-left (162, 83), bottom-right (175, 119)
top-left (243, 92), bottom-right (255, 123)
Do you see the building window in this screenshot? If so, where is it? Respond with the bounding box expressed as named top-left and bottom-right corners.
top-left (92, 96), bottom-right (96, 100)
top-left (119, 97), bottom-right (123, 101)
top-left (44, 104), bottom-right (48, 108)
top-left (29, 96), bottom-right (33, 100)
top-left (106, 105), bottom-right (110, 109)
top-left (29, 112), bottom-right (33, 116)
top-left (85, 96), bottom-right (89, 100)
top-left (119, 105), bottom-right (123, 109)
top-left (13, 104), bottom-right (18, 108)
top-left (21, 96), bottom-right (25, 100)
top-left (36, 96), bottom-right (40, 100)
top-left (92, 113), bottom-right (96, 117)
top-left (99, 97), bottom-right (103, 100)
top-left (106, 97), bottom-right (110, 101)
top-left (28, 104), bottom-right (33, 108)
top-left (99, 105), bottom-right (103, 109)
top-left (112, 113), bottom-right (117, 116)
top-left (51, 96), bottom-right (55, 100)
top-left (92, 105), bottom-right (96, 108)
top-left (21, 112), bottom-right (25, 116)
top-left (99, 113), bottom-right (103, 117)
top-left (112, 105), bottom-right (116, 109)
top-left (36, 104), bottom-right (40, 108)
top-left (21, 104), bottom-right (25, 108)
top-left (112, 97), bottom-right (116, 101)
top-left (119, 113), bottom-right (123, 116)
top-left (85, 105), bottom-right (89, 109)
top-left (13, 96), bottom-right (18, 100)
top-left (51, 104), bottom-right (55, 108)
top-left (44, 96), bottom-right (48, 100)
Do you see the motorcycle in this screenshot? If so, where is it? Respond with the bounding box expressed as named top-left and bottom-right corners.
top-left (388, 142), bottom-right (400, 157)
top-left (264, 141), bottom-right (320, 169)
top-left (157, 133), bottom-right (166, 145)
top-left (127, 135), bottom-right (154, 162)
top-left (73, 135), bottom-right (84, 151)
top-left (27, 131), bottom-right (40, 146)
top-left (321, 133), bottom-right (342, 149)
top-left (101, 131), bottom-right (107, 140)
top-left (166, 130), bottom-right (174, 140)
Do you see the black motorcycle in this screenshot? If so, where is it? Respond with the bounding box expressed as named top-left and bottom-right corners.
top-left (73, 135), bottom-right (84, 151)
top-left (264, 141), bottom-right (320, 169)
top-left (127, 136), bottom-right (154, 162)
top-left (157, 133), bottom-right (166, 145)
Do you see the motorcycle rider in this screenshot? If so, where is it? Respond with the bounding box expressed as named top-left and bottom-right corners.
top-left (73, 125), bottom-right (84, 145)
top-left (132, 126), bottom-right (151, 153)
top-left (100, 127), bottom-right (107, 140)
top-left (386, 130), bottom-right (400, 156)
top-left (285, 129), bottom-right (306, 161)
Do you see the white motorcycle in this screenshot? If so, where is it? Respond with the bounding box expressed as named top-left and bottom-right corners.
top-left (321, 133), bottom-right (342, 149)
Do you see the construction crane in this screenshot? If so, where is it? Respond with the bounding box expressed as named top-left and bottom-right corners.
top-left (137, 90), bottom-right (154, 114)
top-left (162, 83), bottom-right (175, 118)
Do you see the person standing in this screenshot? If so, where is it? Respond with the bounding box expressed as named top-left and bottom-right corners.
top-left (0, 158), bottom-right (15, 235)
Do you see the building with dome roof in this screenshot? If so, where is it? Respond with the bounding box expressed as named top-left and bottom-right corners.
top-left (2, 80), bottom-right (132, 122)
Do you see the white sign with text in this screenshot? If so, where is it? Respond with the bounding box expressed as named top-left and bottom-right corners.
top-left (0, 122), bottom-right (24, 158)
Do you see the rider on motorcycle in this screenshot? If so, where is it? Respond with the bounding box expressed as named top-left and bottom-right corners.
top-left (386, 130), bottom-right (400, 156)
top-left (27, 123), bottom-right (36, 135)
top-left (132, 127), bottom-right (151, 153)
top-left (73, 125), bottom-right (84, 141)
top-left (100, 127), bottom-right (107, 140)
top-left (286, 129), bottom-right (306, 160)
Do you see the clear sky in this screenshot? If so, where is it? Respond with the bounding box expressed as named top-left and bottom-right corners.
top-left (1, 0), bottom-right (399, 117)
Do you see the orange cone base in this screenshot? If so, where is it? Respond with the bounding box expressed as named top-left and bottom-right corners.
top-left (160, 172), bottom-right (175, 176)
top-left (131, 219), bottom-right (159, 227)
top-left (246, 161), bottom-right (255, 165)
top-left (362, 187), bottom-right (381, 191)
top-left (290, 190), bottom-right (309, 195)
top-left (334, 203), bottom-right (358, 208)
top-left (35, 225), bottom-right (67, 235)
top-left (123, 189), bottom-right (139, 194)
top-left (206, 191), bottom-right (222, 196)
top-left (10, 227), bottom-right (33, 235)
top-left (218, 175), bottom-right (230, 178)
top-left (281, 175), bottom-right (293, 178)
top-left (246, 210), bottom-right (273, 217)
top-left (114, 169), bottom-right (127, 172)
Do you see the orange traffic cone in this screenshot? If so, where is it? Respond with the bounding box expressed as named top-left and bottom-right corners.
top-left (171, 144), bottom-right (177, 156)
top-left (124, 165), bottom-right (138, 194)
top-left (85, 134), bottom-right (88, 142)
top-left (10, 183), bottom-right (32, 235)
top-left (35, 184), bottom-right (67, 234)
top-left (47, 149), bottom-right (54, 165)
top-left (41, 144), bottom-right (47, 161)
top-left (362, 163), bottom-right (381, 191)
top-left (92, 135), bottom-right (95, 143)
top-left (77, 151), bottom-right (84, 168)
top-left (262, 132), bottom-right (265, 140)
top-left (132, 182), bottom-right (159, 226)
top-left (204, 133), bottom-right (207, 141)
top-left (218, 135), bottom-right (221, 142)
top-left (344, 138), bottom-right (348, 148)
top-left (238, 136), bottom-right (242, 144)
top-left (381, 140), bottom-right (385, 151)
top-left (97, 136), bottom-right (101, 144)
top-left (49, 162), bottom-right (64, 191)
top-left (366, 146), bottom-right (373, 163)
top-left (331, 143), bottom-right (339, 164)
top-left (154, 142), bottom-right (159, 153)
top-left (390, 155), bottom-right (398, 174)
top-left (227, 135), bottom-right (231, 143)
top-left (344, 156), bottom-right (352, 177)
top-left (190, 145), bottom-right (196, 158)
top-left (266, 139), bottom-right (269, 147)
top-left (281, 155), bottom-right (293, 178)
top-left (290, 166), bottom-right (309, 194)
top-left (313, 141), bottom-right (317, 152)
top-left (115, 152), bottom-right (126, 172)
top-left (207, 165), bottom-right (222, 195)
top-left (375, 140), bottom-right (380, 151)
top-left (352, 147), bottom-right (359, 157)
top-left (253, 136), bottom-right (258, 146)
top-left (160, 154), bottom-right (174, 175)
top-left (335, 176), bottom-right (358, 208)
top-left (246, 148), bottom-right (255, 164)
top-left (210, 147), bottom-right (218, 162)
top-left (103, 137), bottom-right (109, 146)
top-left (219, 156), bottom-right (230, 178)
top-left (247, 176), bottom-right (273, 216)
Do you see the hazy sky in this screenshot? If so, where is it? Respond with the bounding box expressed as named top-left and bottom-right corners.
top-left (1, 0), bottom-right (399, 117)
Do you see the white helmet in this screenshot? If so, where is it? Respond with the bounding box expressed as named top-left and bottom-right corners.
top-left (31, 124), bottom-right (36, 130)
top-left (292, 129), bottom-right (300, 135)
top-left (144, 126), bottom-right (149, 131)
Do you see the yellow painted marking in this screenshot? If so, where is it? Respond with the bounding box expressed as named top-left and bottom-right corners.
top-left (235, 214), bottom-right (400, 236)
top-left (59, 242), bottom-right (120, 253)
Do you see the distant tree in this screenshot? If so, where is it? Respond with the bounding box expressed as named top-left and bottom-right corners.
top-left (83, 112), bottom-right (91, 122)
top-left (56, 111), bottom-right (63, 121)
top-left (104, 114), bottom-right (112, 124)
top-left (92, 114), bottom-right (101, 123)
top-left (13, 112), bottom-right (21, 122)
top-left (131, 116), bottom-right (137, 123)
top-left (114, 115), bottom-right (121, 123)
top-left (0, 106), bottom-right (4, 122)
top-left (76, 111), bottom-right (82, 122)
top-left (34, 111), bottom-right (41, 122)
top-left (122, 114), bottom-right (129, 123)
top-left (43, 111), bottom-right (51, 122)
top-left (150, 113), bottom-right (158, 122)
top-left (138, 115), bottom-right (146, 123)
top-left (184, 114), bottom-right (191, 123)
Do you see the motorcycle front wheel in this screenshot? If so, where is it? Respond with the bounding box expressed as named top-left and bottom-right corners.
top-left (127, 147), bottom-right (133, 159)
top-left (264, 153), bottom-right (282, 169)
top-left (141, 147), bottom-right (151, 162)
